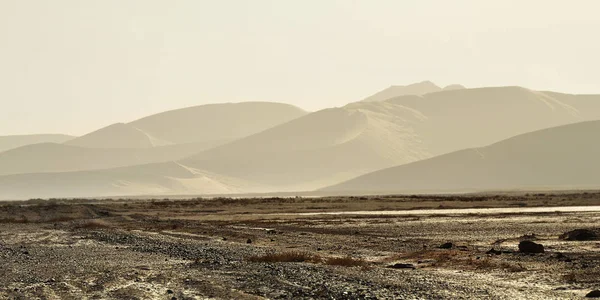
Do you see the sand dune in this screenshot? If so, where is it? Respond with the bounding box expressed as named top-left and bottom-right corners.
top-left (322, 120), bottom-right (600, 193)
top-left (0, 141), bottom-right (230, 176)
top-left (0, 134), bottom-right (74, 153)
top-left (0, 161), bottom-right (266, 199)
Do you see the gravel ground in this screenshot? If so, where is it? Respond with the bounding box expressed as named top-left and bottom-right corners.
top-left (0, 197), bottom-right (599, 299)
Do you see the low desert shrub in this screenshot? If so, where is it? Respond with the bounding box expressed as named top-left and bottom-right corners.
top-left (247, 251), bottom-right (321, 263)
top-left (75, 219), bottom-right (112, 229)
top-left (324, 256), bottom-right (367, 267)
top-left (563, 269), bottom-right (600, 284)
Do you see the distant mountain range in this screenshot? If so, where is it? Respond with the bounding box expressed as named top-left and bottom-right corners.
top-left (66, 102), bottom-right (307, 148)
top-left (1, 83), bottom-right (600, 199)
top-left (0, 102), bottom-right (306, 176)
top-left (362, 81), bottom-right (465, 102)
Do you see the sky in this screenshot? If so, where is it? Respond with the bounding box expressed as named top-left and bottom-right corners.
top-left (1, 0), bottom-right (600, 136)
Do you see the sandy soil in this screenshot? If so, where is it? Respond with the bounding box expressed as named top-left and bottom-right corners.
top-left (1, 193), bottom-right (599, 299)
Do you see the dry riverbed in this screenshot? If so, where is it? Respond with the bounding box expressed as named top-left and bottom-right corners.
top-left (1, 193), bottom-right (599, 299)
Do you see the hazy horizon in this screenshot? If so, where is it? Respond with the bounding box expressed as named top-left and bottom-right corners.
top-left (2, 0), bottom-right (600, 135)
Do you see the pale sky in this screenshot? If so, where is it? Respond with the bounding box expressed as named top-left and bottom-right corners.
top-left (1, 0), bottom-right (599, 136)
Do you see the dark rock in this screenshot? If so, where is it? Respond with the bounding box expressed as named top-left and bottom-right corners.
top-left (560, 229), bottom-right (599, 241)
top-left (586, 290), bottom-right (600, 298)
top-left (167, 289), bottom-right (174, 294)
top-left (388, 263), bottom-right (416, 269)
top-left (519, 241), bottom-right (544, 253)
top-left (438, 242), bottom-right (453, 249)
top-left (246, 239), bottom-right (252, 244)
top-left (486, 248), bottom-right (502, 255)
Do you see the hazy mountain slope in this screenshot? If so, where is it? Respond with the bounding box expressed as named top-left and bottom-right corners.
top-left (182, 102), bottom-right (431, 190)
top-left (0, 162), bottom-right (266, 200)
top-left (362, 81), bottom-right (442, 102)
top-left (65, 102), bottom-right (306, 149)
top-left (3, 86), bottom-right (598, 198)
top-left (65, 123), bottom-right (168, 149)
top-left (323, 120), bottom-right (600, 193)
top-left (538, 91), bottom-right (600, 120)
top-left (0, 134), bottom-right (74, 153)
top-left (181, 86), bottom-right (598, 191)
top-left (0, 140), bottom-right (230, 176)
top-left (387, 86), bottom-right (591, 155)
top-left (129, 102), bottom-right (307, 144)
top-left (5, 102), bottom-right (304, 175)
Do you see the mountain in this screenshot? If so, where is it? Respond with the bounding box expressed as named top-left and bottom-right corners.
top-left (362, 81), bottom-right (442, 102)
top-left (442, 84), bottom-right (466, 91)
top-left (129, 102), bottom-right (307, 145)
top-left (0, 101), bottom-right (431, 199)
top-left (0, 102), bottom-right (306, 175)
top-left (0, 141), bottom-right (229, 176)
top-left (180, 86), bottom-right (600, 190)
top-left (182, 102), bottom-right (431, 190)
top-left (0, 134), bottom-right (74, 153)
top-left (66, 102), bottom-right (307, 149)
top-left (65, 123), bottom-right (170, 149)
top-left (386, 86), bottom-right (600, 155)
top-left (0, 162), bottom-right (267, 199)
top-left (2, 86), bottom-right (599, 199)
top-left (322, 120), bottom-right (600, 193)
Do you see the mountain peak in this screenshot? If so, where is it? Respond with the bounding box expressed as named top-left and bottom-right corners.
top-left (442, 84), bottom-right (466, 91)
top-left (363, 81), bottom-right (442, 102)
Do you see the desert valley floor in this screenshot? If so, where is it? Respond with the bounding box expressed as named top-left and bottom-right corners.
top-left (1, 193), bottom-right (599, 299)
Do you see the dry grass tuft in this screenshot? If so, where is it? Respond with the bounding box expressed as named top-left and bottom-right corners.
top-left (45, 216), bottom-right (76, 223)
top-left (247, 251), bottom-right (321, 263)
top-left (247, 252), bottom-right (368, 268)
top-left (0, 217), bottom-right (30, 224)
top-left (391, 250), bottom-right (526, 272)
top-left (395, 249), bottom-right (462, 266)
top-left (467, 257), bottom-right (527, 272)
top-left (324, 256), bottom-right (368, 267)
top-left (563, 269), bottom-right (600, 284)
top-left (75, 219), bottom-right (113, 230)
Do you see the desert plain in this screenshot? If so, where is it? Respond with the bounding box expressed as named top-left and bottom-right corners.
top-left (1, 192), bottom-right (599, 299)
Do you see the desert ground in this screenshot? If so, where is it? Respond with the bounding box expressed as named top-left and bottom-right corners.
top-left (1, 193), bottom-right (599, 299)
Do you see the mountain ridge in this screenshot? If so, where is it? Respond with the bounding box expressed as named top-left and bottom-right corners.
top-left (322, 120), bottom-right (600, 193)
